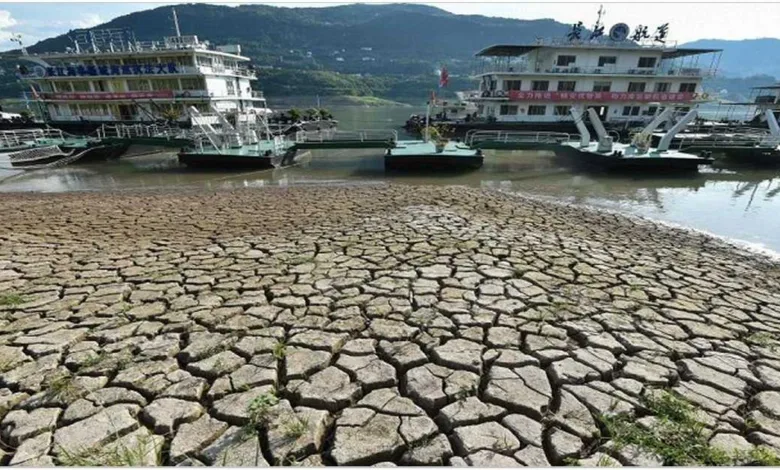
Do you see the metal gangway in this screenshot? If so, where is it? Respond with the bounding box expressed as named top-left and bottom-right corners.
top-left (670, 110), bottom-right (780, 153)
top-left (465, 130), bottom-right (574, 150)
top-left (292, 129), bottom-right (397, 149)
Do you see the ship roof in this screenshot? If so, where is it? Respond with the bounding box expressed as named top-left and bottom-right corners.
top-left (475, 44), bottom-right (721, 59)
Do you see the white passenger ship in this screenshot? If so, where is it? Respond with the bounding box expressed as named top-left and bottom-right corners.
top-left (432, 10), bottom-right (724, 136)
top-left (17, 10), bottom-right (270, 131)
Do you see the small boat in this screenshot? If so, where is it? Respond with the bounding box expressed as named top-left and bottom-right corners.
top-left (5, 142), bottom-right (126, 169)
top-left (385, 141), bottom-right (483, 171)
top-left (558, 106), bottom-right (714, 173)
top-left (1, 128), bottom-right (129, 165)
top-left (391, 99), bottom-right (483, 171)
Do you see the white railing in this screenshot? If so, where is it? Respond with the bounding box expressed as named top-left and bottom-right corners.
top-left (675, 132), bottom-right (780, 151)
top-left (527, 37), bottom-right (678, 49)
top-left (294, 129), bottom-right (397, 143)
top-left (97, 123), bottom-right (193, 140)
top-left (0, 128), bottom-right (67, 149)
top-left (480, 65), bottom-right (707, 77)
top-left (465, 130), bottom-right (571, 145)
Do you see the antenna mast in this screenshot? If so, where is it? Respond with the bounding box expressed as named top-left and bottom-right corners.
top-left (172, 8), bottom-right (182, 37)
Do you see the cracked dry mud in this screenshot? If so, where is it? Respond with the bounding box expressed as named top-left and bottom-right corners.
top-left (0, 184), bottom-right (779, 466)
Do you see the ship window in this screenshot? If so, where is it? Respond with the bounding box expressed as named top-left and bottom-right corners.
top-left (226, 80), bottom-right (236, 96)
top-left (553, 105), bottom-right (571, 116)
top-left (528, 105), bottom-right (546, 115)
top-left (151, 79), bottom-right (179, 91)
top-left (654, 82), bottom-right (671, 92)
top-left (628, 82), bottom-right (646, 92)
top-left (127, 80), bottom-right (152, 91)
top-left (499, 105), bottom-right (519, 115)
top-left (72, 81), bottom-right (90, 92)
top-left (679, 83), bottom-right (697, 93)
top-left (531, 81), bottom-right (549, 91)
top-left (622, 106), bottom-right (641, 116)
top-left (593, 81), bottom-right (611, 92)
top-left (502, 80), bottom-right (522, 91)
top-left (94, 80), bottom-right (107, 92)
top-left (181, 78), bottom-right (205, 90)
top-left (598, 56), bottom-right (617, 67)
top-left (645, 106), bottom-right (659, 116)
top-left (638, 57), bottom-right (657, 68)
top-left (556, 55), bottom-right (576, 66)
top-left (557, 81), bottom-right (576, 92)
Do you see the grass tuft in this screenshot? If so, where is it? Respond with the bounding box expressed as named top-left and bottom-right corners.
top-left (601, 389), bottom-right (780, 466)
top-left (245, 391), bottom-right (279, 432)
top-left (272, 340), bottom-right (287, 360)
top-left (283, 416), bottom-right (309, 439)
top-left (0, 293), bottom-right (25, 306)
top-left (58, 434), bottom-right (161, 466)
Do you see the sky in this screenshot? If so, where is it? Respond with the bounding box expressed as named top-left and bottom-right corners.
top-left (1, 1), bottom-right (779, 52)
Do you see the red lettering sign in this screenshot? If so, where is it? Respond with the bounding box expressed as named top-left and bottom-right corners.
top-left (506, 91), bottom-right (695, 102)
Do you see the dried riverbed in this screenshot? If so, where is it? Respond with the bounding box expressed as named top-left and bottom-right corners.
top-left (0, 184), bottom-right (779, 466)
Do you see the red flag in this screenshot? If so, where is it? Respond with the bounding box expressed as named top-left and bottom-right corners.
top-left (439, 65), bottom-right (449, 88)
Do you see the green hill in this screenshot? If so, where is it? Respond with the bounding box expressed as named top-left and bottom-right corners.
top-left (0, 3), bottom-right (571, 101)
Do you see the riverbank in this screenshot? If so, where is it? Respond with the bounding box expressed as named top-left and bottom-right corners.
top-left (0, 184), bottom-right (779, 466)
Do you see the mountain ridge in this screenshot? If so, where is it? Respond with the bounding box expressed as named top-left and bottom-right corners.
top-left (681, 38), bottom-right (780, 78)
top-left (0, 4), bottom-right (778, 102)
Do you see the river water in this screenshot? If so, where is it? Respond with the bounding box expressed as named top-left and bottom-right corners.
top-left (1, 105), bottom-right (779, 255)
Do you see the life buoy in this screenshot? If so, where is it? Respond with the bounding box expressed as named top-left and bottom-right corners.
top-left (495, 90), bottom-right (507, 98)
top-left (481, 91), bottom-right (490, 98)
top-left (700, 93), bottom-right (709, 100)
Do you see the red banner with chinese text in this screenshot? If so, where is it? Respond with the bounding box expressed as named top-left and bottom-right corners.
top-left (507, 91), bottom-right (696, 102)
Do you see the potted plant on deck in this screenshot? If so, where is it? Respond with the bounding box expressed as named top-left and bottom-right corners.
top-left (426, 124), bottom-right (452, 153)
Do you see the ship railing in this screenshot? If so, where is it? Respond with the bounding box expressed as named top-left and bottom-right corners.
top-left (294, 129), bottom-right (398, 143)
top-left (0, 128), bottom-right (67, 148)
top-left (675, 132), bottom-right (780, 150)
top-left (478, 64), bottom-right (707, 77)
top-left (97, 123), bottom-right (191, 140)
top-left (465, 130), bottom-right (571, 145)
top-left (0, 129), bottom-right (46, 148)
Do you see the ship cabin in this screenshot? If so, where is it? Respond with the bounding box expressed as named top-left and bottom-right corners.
top-left (471, 37), bottom-right (722, 126)
top-left (18, 28), bottom-right (269, 126)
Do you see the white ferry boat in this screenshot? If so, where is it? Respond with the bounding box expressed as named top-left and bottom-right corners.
top-left (16, 10), bottom-right (270, 132)
top-left (419, 11), bottom-right (723, 137)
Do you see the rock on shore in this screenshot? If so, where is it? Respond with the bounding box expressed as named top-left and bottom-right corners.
top-left (0, 184), bottom-right (778, 466)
